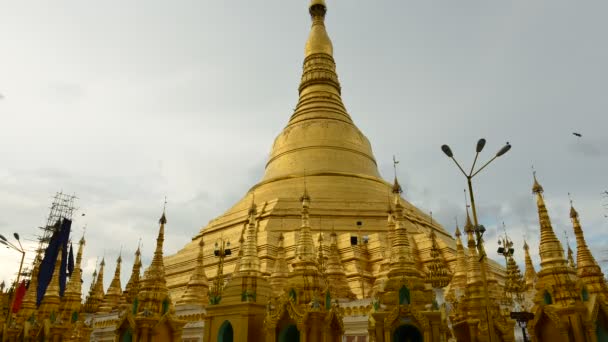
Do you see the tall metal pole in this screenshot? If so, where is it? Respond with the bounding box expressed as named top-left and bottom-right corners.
top-left (467, 178), bottom-right (495, 342)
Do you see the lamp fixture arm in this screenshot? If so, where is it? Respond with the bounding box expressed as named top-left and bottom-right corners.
top-left (471, 155), bottom-right (498, 178)
top-left (450, 157), bottom-right (469, 178)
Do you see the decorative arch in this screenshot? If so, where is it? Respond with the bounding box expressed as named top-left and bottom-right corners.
top-left (543, 290), bottom-right (553, 305)
top-left (218, 320), bottom-right (234, 342)
top-left (384, 305), bottom-right (429, 333)
top-left (114, 313), bottom-right (137, 342)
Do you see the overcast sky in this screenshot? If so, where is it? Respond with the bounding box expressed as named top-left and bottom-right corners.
top-left (1, 1), bottom-right (607, 292)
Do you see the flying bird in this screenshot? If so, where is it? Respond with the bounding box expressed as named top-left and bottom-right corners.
top-left (572, 132), bottom-right (582, 137)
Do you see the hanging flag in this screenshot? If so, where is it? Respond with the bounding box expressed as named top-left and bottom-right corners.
top-left (68, 243), bottom-right (75, 278)
top-left (37, 221), bottom-right (61, 306)
top-left (12, 280), bottom-right (26, 313)
top-left (58, 219), bottom-right (72, 297)
top-left (36, 218), bottom-right (72, 305)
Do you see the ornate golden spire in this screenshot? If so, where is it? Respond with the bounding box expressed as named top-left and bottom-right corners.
top-left (137, 208), bottom-right (172, 316)
top-left (99, 252), bottom-right (124, 312)
top-left (504, 255), bottom-right (525, 298)
top-left (426, 214), bottom-right (451, 288)
top-left (286, 189), bottom-right (325, 304)
top-left (18, 250), bottom-right (42, 321)
top-left (294, 190), bottom-right (316, 264)
top-left (317, 232), bottom-right (326, 274)
top-left (304, 0), bottom-right (333, 59)
top-left (325, 230), bottom-right (356, 299)
top-left (570, 202), bottom-right (607, 294)
top-left (523, 240), bottom-right (537, 290)
top-left (386, 189), bottom-right (418, 279)
top-left (269, 233), bottom-right (289, 297)
top-left (450, 224), bottom-right (468, 291)
top-left (238, 198), bottom-right (261, 274)
top-left (178, 238), bottom-right (209, 306)
top-left (567, 243), bottom-right (576, 269)
top-left (62, 236), bottom-right (86, 319)
top-left (38, 246), bottom-right (63, 319)
top-left (262, 0), bottom-right (380, 182)
top-left (531, 173), bottom-right (567, 270)
top-left (84, 257), bottom-right (105, 313)
top-left (124, 244), bottom-right (142, 304)
top-left (530, 174), bottom-right (581, 307)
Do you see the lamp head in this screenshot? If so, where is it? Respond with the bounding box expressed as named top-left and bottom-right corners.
top-left (496, 142), bottom-right (511, 157)
top-left (0, 240), bottom-right (7, 246)
top-left (476, 138), bottom-right (486, 153)
top-left (441, 145), bottom-right (453, 158)
top-left (13, 233), bottom-right (19, 241)
top-left (0, 234), bottom-right (6, 242)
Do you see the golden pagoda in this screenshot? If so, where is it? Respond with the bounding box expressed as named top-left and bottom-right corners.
top-left (162, 0), bottom-right (476, 307)
top-left (526, 174), bottom-right (592, 341)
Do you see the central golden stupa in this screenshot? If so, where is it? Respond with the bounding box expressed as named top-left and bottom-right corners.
top-left (163, 0), bottom-right (496, 301)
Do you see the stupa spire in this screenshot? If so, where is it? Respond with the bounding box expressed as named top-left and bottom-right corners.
top-left (269, 233), bottom-right (289, 296)
top-left (325, 230), bottom-right (356, 299)
top-left (387, 189), bottom-right (418, 279)
top-left (18, 250), bottom-right (43, 321)
top-left (262, 0), bottom-right (380, 182)
top-left (300, 0), bottom-right (340, 97)
top-left (238, 197), bottom-right (261, 274)
top-left (451, 223), bottom-right (468, 291)
top-left (136, 207), bottom-right (172, 316)
top-left (531, 173), bottom-right (567, 270)
top-left (294, 189), bottom-right (316, 264)
top-left (426, 212), bottom-right (451, 288)
top-left (530, 173), bottom-right (582, 307)
top-left (178, 238), bottom-right (209, 306)
top-left (38, 246), bottom-right (63, 319)
top-left (87, 257), bottom-right (105, 313)
top-left (61, 235), bottom-right (86, 319)
top-left (523, 240), bottom-right (537, 290)
top-left (569, 201), bottom-right (607, 294)
top-left (124, 244), bottom-right (142, 304)
top-left (99, 252), bottom-right (124, 312)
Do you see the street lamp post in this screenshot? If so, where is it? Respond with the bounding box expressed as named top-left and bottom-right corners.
top-left (209, 238), bottom-right (231, 305)
top-left (0, 233), bottom-right (26, 327)
top-left (441, 139), bottom-right (511, 342)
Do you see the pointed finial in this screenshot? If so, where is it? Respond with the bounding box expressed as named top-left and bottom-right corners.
top-left (391, 157), bottom-right (403, 195)
top-left (248, 193), bottom-right (257, 217)
top-left (569, 193), bottom-right (579, 218)
top-left (532, 167), bottom-right (544, 194)
top-left (301, 173), bottom-right (311, 202)
top-left (454, 217), bottom-right (461, 237)
top-left (160, 197), bottom-right (168, 224)
top-left (306, 0), bottom-right (332, 55)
